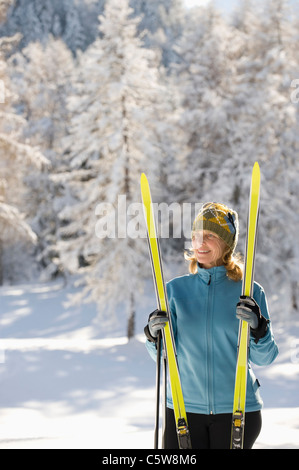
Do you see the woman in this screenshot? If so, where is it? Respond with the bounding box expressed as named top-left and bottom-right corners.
top-left (145, 202), bottom-right (278, 449)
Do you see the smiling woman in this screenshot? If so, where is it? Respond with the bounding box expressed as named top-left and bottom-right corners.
top-left (145, 201), bottom-right (279, 449)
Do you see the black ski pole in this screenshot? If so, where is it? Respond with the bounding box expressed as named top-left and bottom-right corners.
top-left (154, 331), bottom-right (162, 449)
top-left (161, 348), bottom-right (167, 449)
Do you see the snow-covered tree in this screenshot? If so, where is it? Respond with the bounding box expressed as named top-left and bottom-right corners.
top-left (0, 0), bottom-right (104, 54)
top-left (8, 36), bottom-right (75, 279)
top-left (60, 0), bottom-right (171, 337)
top-left (173, 5), bottom-right (243, 204)
top-left (131, 0), bottom-right (186, 66)
top-left (10, 36), bottom-right (74, 160)
top-left (0, 0), bottom-right (48, 283)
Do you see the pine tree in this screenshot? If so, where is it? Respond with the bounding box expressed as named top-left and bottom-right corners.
top-left (0, 0), bottom-right (101, 54)
top-left (9, 36), bottom-right (75, 279)
top-left (131, 0), bottom-right (186, 66)
top-left (60, 0), bottom-right (169, 338)
top-left (173, 5), bottom-right (242, 204)
top-left (0, 1), bottom-right (48, 283)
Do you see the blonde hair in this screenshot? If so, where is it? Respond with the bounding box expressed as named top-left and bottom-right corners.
top-left (184, 246), bottom-right (243, 282)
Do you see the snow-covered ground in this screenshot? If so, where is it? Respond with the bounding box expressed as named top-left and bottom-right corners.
top-left (0, 280), bottom-right (298, 449)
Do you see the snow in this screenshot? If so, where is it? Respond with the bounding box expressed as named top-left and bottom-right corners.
top-left (0, 280), bottom-right (298, 449)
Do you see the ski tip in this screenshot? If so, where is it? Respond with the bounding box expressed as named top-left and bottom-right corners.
top-left (252, 161), bottom-right (260, 182)
top-left (140, 172), bottom-right (147, 184)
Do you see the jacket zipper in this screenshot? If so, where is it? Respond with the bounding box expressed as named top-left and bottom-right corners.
top-left (206, 273), bottom-right (214, 414)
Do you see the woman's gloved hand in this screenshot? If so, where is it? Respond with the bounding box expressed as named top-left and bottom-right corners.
top-left (236, 295), bottom-right (269, 343)
top-left (144, 309), bottom-right (168, 343)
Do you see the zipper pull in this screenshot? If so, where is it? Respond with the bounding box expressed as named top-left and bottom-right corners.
top-left (207, 274), bottom-right (211, 285)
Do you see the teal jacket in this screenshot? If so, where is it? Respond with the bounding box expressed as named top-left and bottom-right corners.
top-left (146, 264), bottom-right (278, 415)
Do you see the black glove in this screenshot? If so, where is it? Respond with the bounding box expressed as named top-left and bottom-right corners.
top-left (236, 295), bottom-right (269, 344)
top-left (144, 309), bottom-right (168, 343)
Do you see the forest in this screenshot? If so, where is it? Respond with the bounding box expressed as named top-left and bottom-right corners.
top-left (0, 0), bottom-right (298, 338)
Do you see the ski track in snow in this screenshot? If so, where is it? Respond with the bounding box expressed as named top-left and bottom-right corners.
top-left (0, 281), bottom-right (298, 449)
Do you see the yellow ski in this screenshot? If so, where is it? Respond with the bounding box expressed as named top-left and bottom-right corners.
top-left (231, 162), bottom-right (261, 449)
top-left (140, 173), bottom-right (191, 449)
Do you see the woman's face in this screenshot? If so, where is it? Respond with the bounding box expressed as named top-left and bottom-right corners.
top-left (192, 230), bottom-right (227, 269)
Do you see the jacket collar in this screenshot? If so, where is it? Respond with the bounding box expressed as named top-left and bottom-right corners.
top-left (197, 264), bottom-right (227, 285)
